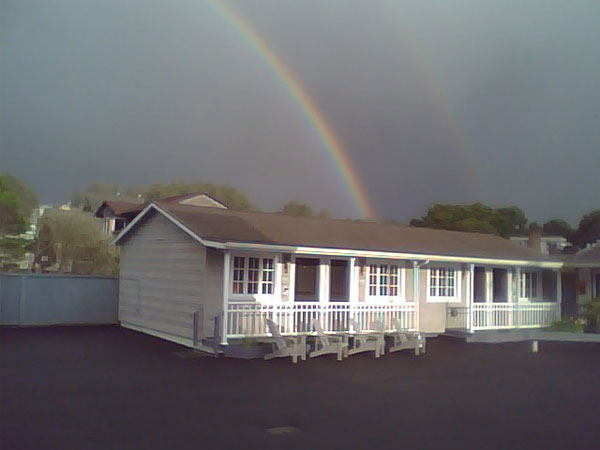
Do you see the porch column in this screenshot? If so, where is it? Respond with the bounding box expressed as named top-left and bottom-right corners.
top-left (348, 257), bottom-right (358, 302)
top-left (412, 261), bottom-right (421, 331)
top-left (220, 251), bottom-right (231, 345)
top-left (485, 267), bottom-right (493, 303)
top-left (556, 269), bottom-right (562, 320)
top-left (515, 267), bottom-right (521, 328)
top-left (288, 255), bottom-right (296, 303)
top-left (467, 264), bottom-right (474, 332)
top-left (319, 258), bottom-right (329, 303)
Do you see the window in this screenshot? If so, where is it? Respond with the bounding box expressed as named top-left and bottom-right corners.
top-left (368, 263), bottom-right (401, 298)
top-left (521, 271), bottom-right (538, 298)
top-left (232, 256), bottom-right (275, 296)
top-left (429, 268), bottom-right (456, 298)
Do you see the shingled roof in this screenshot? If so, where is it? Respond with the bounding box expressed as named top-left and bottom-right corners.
top-left (116, 200), bottom-right (557, 264)
top-left (560, 245), bottom-right (600, 265)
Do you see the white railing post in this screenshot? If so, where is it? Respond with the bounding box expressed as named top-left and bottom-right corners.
top-left (221, 251), bottom-right (231, 345)
top-left (515, 267), bottom-right (521, 329)
top-left (468, 264), bottom-right (474, 332)
top-left (556, 269), bottom-right (562, 321)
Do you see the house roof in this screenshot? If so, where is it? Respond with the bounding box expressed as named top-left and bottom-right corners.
top-left (560, 245), bottom-right (600, 266)
top-left (84, 194), bottom-right (144, 213)
top-left (155, 192), bottom-right (228, 209)
top-left (115, 200), bottom-right (559, 266)
top-left (95, 201), bottom-right (147, 218)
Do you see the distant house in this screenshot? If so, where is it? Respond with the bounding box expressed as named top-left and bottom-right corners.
top-left (113, 193), bottom-right (563, 349)
top-left (509, 233), bottom-right (570, 255)
top-left (95, 201), bottom-right (147, 235)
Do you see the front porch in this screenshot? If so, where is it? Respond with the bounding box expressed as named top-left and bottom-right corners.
top-left (446, 264), bottom-right (562, 332)
top-left (446, 302), bottom-right (560, 331)
top-left (225, 301), bottom-right (417, 338)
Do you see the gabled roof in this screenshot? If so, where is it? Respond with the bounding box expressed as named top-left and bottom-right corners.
top-left (84, 193), bottom-right (144, 213)
top-left (114, 200), bottom-right (561, 267)
top-left (157, 192), bottom-right (228, 209)
top-left (560, 245), bottom-right (600, 266)
top-left (95, 201), bottom-right (147, 218)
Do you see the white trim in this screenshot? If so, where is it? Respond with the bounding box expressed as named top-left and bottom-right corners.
top-left (221, 251), bottom-right (231, 345)
top-left (112, 203), bottom-right (226, 249)
top-left (229, 252), bottom-right (279, 302)
top-left (426, 265), bottom-right (462, 303)
top-left (223, 242), bottom-right (562, 268)
top-left (519, 269), bottom-right (542, 302)
top-left (113, 203), bottom-right (562, 269)
top-left (364, 259), bottom-right (406, 302)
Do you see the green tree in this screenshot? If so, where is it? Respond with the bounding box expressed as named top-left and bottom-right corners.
top-left (542, 219), bottom-right (573, 238)
top-left (570, 211), bottom-right (600, 249)
top-left (36, 210), bottom-right (118, 275)
top-left (410, 203), bottom-right (528, 237)
top-left (0, 174), bottom-right (27, 234)
top-left (281, 201), bottom-right (314, 217)
top-left (496, 206), bottom-right (528, 237)
top-left (2, 174), bottom-right (37, 218)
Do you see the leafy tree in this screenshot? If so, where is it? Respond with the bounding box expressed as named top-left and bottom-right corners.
top-left (0, 174), bottom-right (27, 234)
top-left (71, 182), bottom-right (121, 207)
top-left (496, 206), bottom-right (528, 236)
top-left (410, 203), bottom-right (529, 237)
top-left (280, 201), bottom-right (314, 217)
top-left (35, 210), bottom-right (118, 275)
top-left (71, 190), bottom-right (83, 208)
top-left (570, 211), bottom-right (600, 249)
top-left (2, 174), bottom-right (38, 218)
top-left (542, 219), bottom-right (572, 238)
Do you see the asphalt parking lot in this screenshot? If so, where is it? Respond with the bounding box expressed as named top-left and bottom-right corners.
top-left (1, 325), bottom-right (599, 450)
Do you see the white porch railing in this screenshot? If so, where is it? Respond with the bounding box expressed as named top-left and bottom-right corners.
top-left (447, 303), bottom-right (560, 331)
top-left (226, 302), bottom-right (417, 338)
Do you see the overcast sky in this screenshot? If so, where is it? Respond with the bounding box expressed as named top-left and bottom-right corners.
top-left (2, 0), bottom-right (599, 224)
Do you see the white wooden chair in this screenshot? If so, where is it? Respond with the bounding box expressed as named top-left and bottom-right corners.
top-left (309, 319), bottom-right (349, 361)
top-left (388, 317), bottom-right (426, 355)
top-left (348, 319), bottom-right (385, 358)
top-left (264, 319), bottom-right (307, 363)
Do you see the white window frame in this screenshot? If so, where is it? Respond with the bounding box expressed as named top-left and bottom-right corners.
top-left (365, 260), bottom-right (406, 302)
top-left (230, 253), bottom-right (279, 301)
top-left (427, 266), bottom-right (461, 303)
top-left (519, 270), bottom-right (540, 301)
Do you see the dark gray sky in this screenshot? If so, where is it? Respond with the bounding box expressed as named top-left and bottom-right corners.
top-left (2, 0), bottom-right (599, 224)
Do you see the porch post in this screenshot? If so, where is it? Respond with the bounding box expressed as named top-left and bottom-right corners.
top-left (556, 269), bottom-right (562, 320)
top-left (485, 267), bottom-right (493, 303)
top-left (348, 257), bottom-right (357, 302)
top-left (515, 267), bottom-right (521, 328)
top-left (468, 264), bottom-right (474, 332)
top-left (220, 251), bottom-right (231, 345)
top-left (288, 256), bottom-right (296, 303)
top-left (412, 261), bottom-right (420, 331)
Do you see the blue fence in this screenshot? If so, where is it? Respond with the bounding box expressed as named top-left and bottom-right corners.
top-left (0, 273), bottom-right (118, 326)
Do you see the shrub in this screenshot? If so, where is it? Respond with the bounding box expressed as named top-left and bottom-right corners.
top-left (548, 318), bottom-right (584, 333)
top-left (582, 299), bottom-right (600, 333)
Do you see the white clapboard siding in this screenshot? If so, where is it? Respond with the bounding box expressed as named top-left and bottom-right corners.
top-left (119, 210), bottom-right (209, 346)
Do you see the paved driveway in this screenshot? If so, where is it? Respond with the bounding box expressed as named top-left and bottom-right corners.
top-left (1, 326), bottom-right (599, 450)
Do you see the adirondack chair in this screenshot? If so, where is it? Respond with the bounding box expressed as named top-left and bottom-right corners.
top-left (309, 319), bottom-right (349, 361)
top-left (348, 319), bottom-right (385, 358)
top-left (264, 319), bottom-right (307, 363)
top-left (388, 317), bottom-right (426, 355)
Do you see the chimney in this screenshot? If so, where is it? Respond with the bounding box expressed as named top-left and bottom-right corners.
top-left (527, 224), bottom-right (542, 253)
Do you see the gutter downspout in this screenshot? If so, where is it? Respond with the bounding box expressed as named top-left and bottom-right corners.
top-left (412, 260), bottom-right (430, 331)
